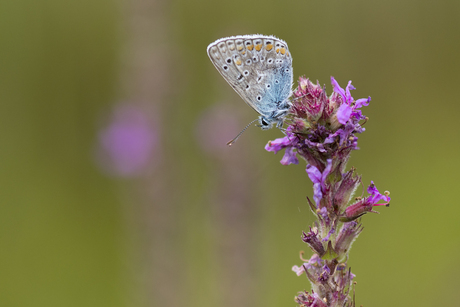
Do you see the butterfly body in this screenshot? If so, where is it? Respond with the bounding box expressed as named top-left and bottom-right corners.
top-left (207, 35), bottom-right (293, 129)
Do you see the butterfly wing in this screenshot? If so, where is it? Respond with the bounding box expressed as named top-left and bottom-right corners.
top-left (207, 35), bottom-right (293, 120)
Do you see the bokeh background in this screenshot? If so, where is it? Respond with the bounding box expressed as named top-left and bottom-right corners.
top-left (1, 0), bottom-right (460, 306)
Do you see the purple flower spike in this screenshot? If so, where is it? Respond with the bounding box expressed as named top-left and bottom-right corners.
top-left (261, 74), bottom-right (390, 307)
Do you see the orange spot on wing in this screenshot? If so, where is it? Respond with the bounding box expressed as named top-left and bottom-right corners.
top-left (255, 44), bottom-right (262, 51)
top-left (237, 46), bottom-right (243, 51)
top-left (235, 59), bottom-right (242, 65)
top-left (266, 44), bottom-right (273, 51)
top-left (276, 48), bottom-right (280, 53)
top-left (247, 45), bottom-right (254, 50)
top-left (280, 48), bottom-right (286, 55)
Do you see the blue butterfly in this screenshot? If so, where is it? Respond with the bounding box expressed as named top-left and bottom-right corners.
top-left (207, 35), bottom-right (293, 145)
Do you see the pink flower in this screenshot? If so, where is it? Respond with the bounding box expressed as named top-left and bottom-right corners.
top-left (97, 104), bottom-right (158, 177)
top-left (341, 181), bottom-right (391, 222)
top-left (331, 76), bottom-right (371, 125)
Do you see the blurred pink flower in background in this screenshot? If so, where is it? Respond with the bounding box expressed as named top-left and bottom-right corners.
top-left (96, 104), bottom-right (159, 177)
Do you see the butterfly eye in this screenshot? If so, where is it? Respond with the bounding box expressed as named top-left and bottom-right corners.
top-left (261, 118), bottom-right (269, 126)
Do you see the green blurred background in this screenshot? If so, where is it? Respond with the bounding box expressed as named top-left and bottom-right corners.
top-left (1, 0), bottom-right (460, 306)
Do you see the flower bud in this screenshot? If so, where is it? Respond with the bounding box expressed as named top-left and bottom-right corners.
top-left (302, 228), bottom-right (326, 256)
top-left (334, 221), bottom-right (363, 260)
top-left (333, 168), bottom-right (361, 211)
top-left (291, 77), bottom-right (325, 122)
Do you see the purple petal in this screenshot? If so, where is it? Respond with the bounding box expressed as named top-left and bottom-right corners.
top-left (324, 129), bottom-right (342, 144)
top-left (331, 76), bottom-right (346, 98)
top-left (318, 207), bottom-right (329, 221)
top-left (307, 160), bottom-right (332, 206)
top-left (292, 265), bottom-right (307, 276)
top-left (280, 147), bottom-right (299, 165)
top-left (306, 164), bottom-right (323, 205)
top-left (306, 164), bottom-right (322, 184)
top-left (265, 136), bottom-right (292, 154)
top-left (337, 103), bottom-right (352, 124)
top-left (304, 139), bottom-right (327, 152)
top-left (322, 226), bottom-right (335, 242)
top-left (367, 181), bottom-right (391, 203)
top-left (322, 159), bottom-right (333, 183)
top-left (345, 80), bottom-right (355, 103)
top-left (355, 96), bottom-right (371, 109)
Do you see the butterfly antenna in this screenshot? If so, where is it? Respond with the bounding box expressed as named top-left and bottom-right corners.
top-left (226, 118), bottom-right (259, 146)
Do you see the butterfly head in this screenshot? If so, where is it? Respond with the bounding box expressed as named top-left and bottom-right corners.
top-left (257, 100), bottom-right (291, 130)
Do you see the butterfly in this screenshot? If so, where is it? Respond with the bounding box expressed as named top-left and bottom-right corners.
top-left (207, 35), bottom-right (293, 145)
